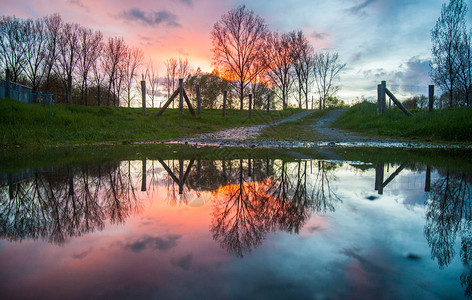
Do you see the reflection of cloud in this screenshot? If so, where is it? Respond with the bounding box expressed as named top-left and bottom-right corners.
top-left (72, 247), bottom-right (94, 259)
top-left (120, 8), bottom-right (181, 28)
top-left (124, 234), bottom-right (181, 253)
top-left (171, 253), bottom-right (193, 270)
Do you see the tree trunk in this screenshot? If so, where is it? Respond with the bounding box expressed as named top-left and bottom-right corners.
top-left (97, 84), bottom-right (101, 106)
top-left (240, 81), bottom-right (244, 110)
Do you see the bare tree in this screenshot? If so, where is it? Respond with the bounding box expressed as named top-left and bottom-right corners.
top-left (92, 54), bottom-right (106, 106)
top-left (211, 5), bottom-right (269, 110)
top-left (145, 59), bottom-right (159, 108)
top-left (103, 36), bottom-right (127, 106)
top-left (43, 14), bottom-right (62, 93)
top-left (164, 57), bottom-right (178, 106)
top-left (23, 18), bottom-right (48, 96)
top-left (122, 47), bottom-right (144, 107)
top-left (55, 22), bottom-right (80, 105)
top-left (431, 0), bottom-right (468, 107)
top-left (77, 27), bottom-right (103, 106)
top-left (0, 16), bottom-right (28, 82)
top-left (177, 57), bottom-right (190, 81)
top-left (291, 31), bottom-right (315, 109)
top-left (265, 32), bottom-right (294, 109)
top-left (313, 52), bottom-right (345, 109)
top-left (457, 29), bottom-right (472, 107)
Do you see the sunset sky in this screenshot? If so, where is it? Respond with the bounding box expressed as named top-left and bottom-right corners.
top-left (1, 0), bottom-right (469, 102)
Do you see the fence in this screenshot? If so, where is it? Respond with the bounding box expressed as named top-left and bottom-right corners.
top-left (1, 74), bottom-right (56, 104)
top-left (32, 93), bottom-right (57, 105)
top-left (377, 81), bottom-right (435, 116)
top-left (0, 78), bottom-right (32, 103)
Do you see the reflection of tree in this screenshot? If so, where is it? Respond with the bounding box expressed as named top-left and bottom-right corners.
top-left (424, 170), bottom-right (472, 298)
top-left (311, 161), bottom-right (340, 213)
top-left (0, 158), bottom-right (342, 257)
top-left (0, 162), bottom-right (142, 244)
top-left (211, 159), bottom-right (268, 257)
top-left (211, 159), bottom-right (341, 257)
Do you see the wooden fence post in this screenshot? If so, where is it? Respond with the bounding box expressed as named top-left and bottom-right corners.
top-left (179, 159), bottom-right (184, 194)
top-left (5, 69), bottom-right (10, 98)
top-left (141, 159), bottom-right (147, 192)
top-left (429, 85), bottom-right (434, 112)
top-left (375, 163), bottom-right (384, 195)
top-left (179, 79), bottom-right (184, 115)
top-left (381, 81), bottom-right (386, 114)
top-left (425, 165), bottom-right (431, 192)
top-left (248, 94), bottom-right (252, 119)
top-left (196, 84), bottom-right (201, 115)
top-left (377, 84), bottom-right (382, 114)
top-left (222, 90), bottom-right (227, 117)
top-left (141, 79), bottom-right (146, 115)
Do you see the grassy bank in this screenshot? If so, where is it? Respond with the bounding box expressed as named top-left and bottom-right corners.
top-left (333, 102), bottom-right (472, 143)
top-left (0, 99), bottom-right (300, 147)
top-left (257, 110), bottom-right (329, 141)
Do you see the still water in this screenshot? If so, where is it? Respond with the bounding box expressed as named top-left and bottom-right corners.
top-left (0, 148), bottom-right (471, 299)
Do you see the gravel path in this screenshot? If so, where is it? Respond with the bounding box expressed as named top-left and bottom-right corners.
top-left (310, 110), bottom-right (387, 143)
top-left (166, 110), bottom-right (470, 149)
top-left (173, 110), bottom-right (317, 143)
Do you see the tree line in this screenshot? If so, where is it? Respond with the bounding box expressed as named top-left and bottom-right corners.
top-left (0, 6), bottom-right (345, 110)
top-left (0, 14), bottom-right (157, 106)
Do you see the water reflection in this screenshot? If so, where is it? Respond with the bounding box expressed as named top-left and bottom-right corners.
top-left (0, 163), bottom-right (141, 244)
top-left (1, 157), bottom-right (472, 298)
top-left (424, 169), bottom-right (472, 297)
top-left (0, 158), bottom-right (342, 251)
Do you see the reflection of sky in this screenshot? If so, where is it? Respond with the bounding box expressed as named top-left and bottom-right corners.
top-left (0, 160), bottom-right (467, 299)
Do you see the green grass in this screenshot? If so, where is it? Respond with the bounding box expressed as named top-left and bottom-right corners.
top-left (0, 99), bottom-right (301, 147)
top-left (257, 110), bottom-right (329, 141)
top-left (333, 102), bottom-right (472, 143)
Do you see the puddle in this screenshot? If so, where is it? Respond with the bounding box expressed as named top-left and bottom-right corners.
top-left (0, 146), bottom-right (471, 299)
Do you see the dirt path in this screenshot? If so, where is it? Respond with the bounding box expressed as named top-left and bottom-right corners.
top-left (310, 110), bottom-right (386, 143)
top-left (167, 110), bottom-right (468, 149)
top-left (173, 110), bottom-right (317, 144)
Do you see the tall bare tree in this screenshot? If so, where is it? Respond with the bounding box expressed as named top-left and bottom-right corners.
top-left (122, 47), bottom-right (144, 107)
top-left (145, 59), bottom-right (159, 108)
top-left (103, 37), bottom-right (127, 106)
top-left (23, 18), bottom-right (48, 96)
top-left (313, 52), bottom-right (345, 109)
top-left (177, 57), bottom-right (190, 81)
top-left (457, 28), bottom-right (472, 107)
top-left (164, 57), bottom-right (178, 106)
top-left (291, 31), bottom-right (315, 109)
top-left (92, 54), bottom-right (106, 106)
top-left (77, 27), bottom-right (103, 106)
top-left (265, 32), bottom-right (294, 109)
top-left (431, 0), bottom-right (468, 107)
top-left (55, 22), bottom-right (80, 105)
top-left (211, 5), bottom-right (269, 110)
top-left (43, 14), bottom-right (62, 93)
top-left (0, 16), bottom-right (28, 82)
